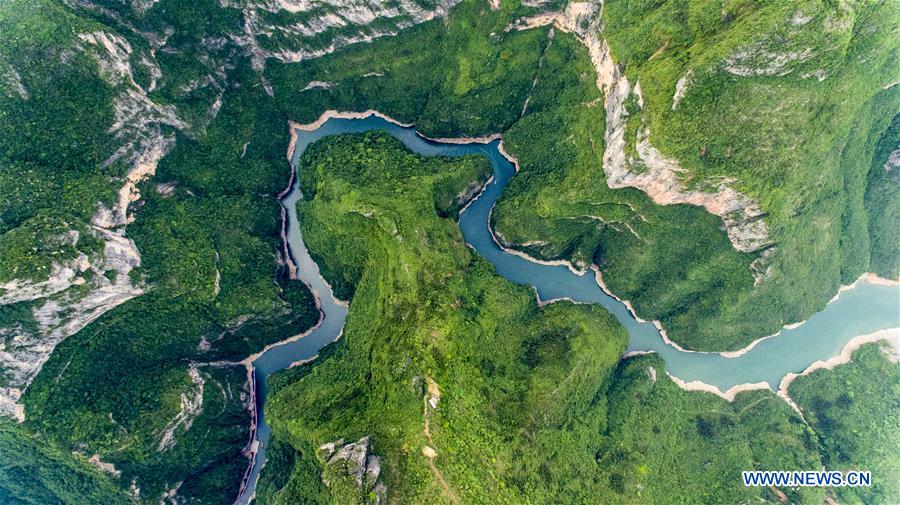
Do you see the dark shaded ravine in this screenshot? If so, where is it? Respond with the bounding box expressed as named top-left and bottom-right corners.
top-left (236, 114), bottom-right (899, 503)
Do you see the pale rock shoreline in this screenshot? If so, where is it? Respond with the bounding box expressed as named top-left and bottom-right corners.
top-left (775, 328), bottom-right (900, 416)
top-left (652, 327), bottom-right (900, 407)
top-left (282, 110), bottom-right (899, 410)
top-left (717, 273), bottom-right (899, 358)
top-left (665, 374), bottom-right (771, 402)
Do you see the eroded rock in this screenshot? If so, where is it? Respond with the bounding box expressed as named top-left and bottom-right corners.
top-left (319, 436), bottom-right (387, 504)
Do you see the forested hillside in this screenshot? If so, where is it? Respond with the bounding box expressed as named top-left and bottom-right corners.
top-left (0, 0), bottom-right (896, 503)
top-left (263, 0), bottom-right (899, 350)
top-left (256, 132), bottom-right (898, 505)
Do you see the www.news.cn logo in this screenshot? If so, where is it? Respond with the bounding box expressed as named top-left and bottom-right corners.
top-left (743, 470), bottom-right (871, 487)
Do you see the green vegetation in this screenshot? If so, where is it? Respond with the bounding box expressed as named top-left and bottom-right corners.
top-left (590, 0), bottom-right (899, 347)
top-left (263, 0), bottom-right (768, 350)
top-left (0, 419), bottom-right (128, 504)
top-left (262, 0), bottom-right (900, 351)
top-left (17, 73), bottom-right (320, 502)
top-left (0, 0), bottom-right (119, 282)
top-left (0, 1), bottom-right (318, 501)
top-left (257, 132), bottom-right (628, 503)
top-left (790, 343), bottom-right (900, 504)
top-left (865, 111), bottom-right (900, 278)
top-left (256, 132), bottom-right (869, 505)
top-left (266, 1), bottom-right (555, 138)
top-left (597, 354), bottom-right (824, 505)
top-left (1, 0), bottom-right (897, 502)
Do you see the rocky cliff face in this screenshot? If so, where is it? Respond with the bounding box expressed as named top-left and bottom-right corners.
top-left (0, 20), bottom-right (176, 421)
top-left (0, 226), bottom-right (142, 421)
top-left (318, 437), bottom-right (387, 504)
top-left (226, 0), bottom-right (461, 70)
top-left (509, 1), bottom-right (771, 255)
top-left (0, 0), bottom-right (458, 422)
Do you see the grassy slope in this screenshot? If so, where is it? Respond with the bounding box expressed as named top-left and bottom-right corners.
top-left (790, 343), bottom-right (900, 504)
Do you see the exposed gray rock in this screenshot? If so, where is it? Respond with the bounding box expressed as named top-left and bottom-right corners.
top-left (225, 0), bottom-right (461, 70)
top-left (157, 365), bottom-right (205, 452)
top-left (508, 2), bottom-right (772, 255)
top-left (131, 0), bottom-right (159, 15)
top-left (724, 44), bottom-right (814, 77)
top-left (671, 68), bottom-right (692, 110)
top-left (884, 149), bottom-right (900, 172)
top-left (319, 436), bottom-right (387, 503)
top-left (601, 49), bottom-right (770, 253)
top-left (302, 80), bottom-right (334, 91)
top-left (0, 226), bottom-right (144, 421)
top-left (0, 60), bottom-right (28, 100)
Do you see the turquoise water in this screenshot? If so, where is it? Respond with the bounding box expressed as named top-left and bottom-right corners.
top-left (237, 116), bottom-right (899, 503)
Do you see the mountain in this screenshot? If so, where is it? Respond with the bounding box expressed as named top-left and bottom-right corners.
top-left (0, 0), bottom-right (896, 503)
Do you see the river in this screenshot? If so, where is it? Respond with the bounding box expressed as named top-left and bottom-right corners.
top-left (236, 114), bottom-right (899, 503)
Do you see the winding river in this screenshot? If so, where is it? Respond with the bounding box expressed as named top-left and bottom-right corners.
top-left (236, 114), bottom-right (900, 503)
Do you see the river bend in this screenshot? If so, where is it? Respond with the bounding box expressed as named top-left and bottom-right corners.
top-left (236, 115), bottom-right (899, 504)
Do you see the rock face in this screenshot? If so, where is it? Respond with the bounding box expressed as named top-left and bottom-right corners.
top-left (0, 25), bottom-right (180, 421)
top-left (0, 0), bottom-right (468, 422)
top-left (225, 0), bottom-right (462, 70)
top-left (671, 69), bottom-right (692, 110)
top-left (509, 1), bottom-right (771, 254)
top-left (592, 15), bottom-right (770, 253)
top-left (0, 224), bottom-right (143, 421)
top-left (319, 437), bottom-right (387, 504)
top-left (0, 60), bottom-right (28, 100)
top-left (157, 365), bottom-right (205, 452)
top-left (1, 0), bottom-right (467, 422)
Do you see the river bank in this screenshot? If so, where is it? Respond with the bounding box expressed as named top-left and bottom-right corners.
top-left (776, 328), bottom-right (900, 415)
top-left (717, 273), bottom-right (899, 358)
top-left (236, 113), bottom-right (900, 503)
